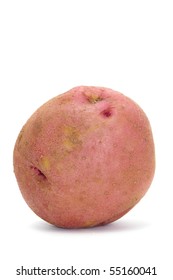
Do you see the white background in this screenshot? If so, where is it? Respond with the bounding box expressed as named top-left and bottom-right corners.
top-left (0, 0), bottom-right (173, 279)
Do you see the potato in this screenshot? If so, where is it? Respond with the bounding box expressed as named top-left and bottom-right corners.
top-left (13, 86), bottom-right (155, 228)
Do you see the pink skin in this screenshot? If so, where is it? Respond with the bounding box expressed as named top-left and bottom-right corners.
top-left (13, 86), bottom-right (155, 228)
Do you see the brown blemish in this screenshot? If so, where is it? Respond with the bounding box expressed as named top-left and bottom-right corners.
top-left (112, 182), bottom-right (118, 187)
top-left (75, 178), bottom-right (80, 184)
top-left (104, 190), bottom-right (110, 196)
top-left (122, 190), bottom-right (128, 195)
top-left (16, 128), bottom-right (27, 150)
top-left (129, 196), bottom-right (140, 207)
top-left (32, 119), bottom-right (43, 136)
top-left (17, 129), bottom-right (24, 144)
top-left (113, 143), bottom-right (118, 148)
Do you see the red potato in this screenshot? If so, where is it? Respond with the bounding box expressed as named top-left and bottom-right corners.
top-left (13, 86), bottom-right (155, 228)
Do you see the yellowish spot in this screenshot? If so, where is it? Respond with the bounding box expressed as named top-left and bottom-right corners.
top-left (86, 93), bottom-right (102, 104)
top-left (93, 176), bottom-right (102, 184)
top-left (83, 220), bottom-right (96, 228)
top-left (40, 156), bottom-right (50, 170)
top-left (59, 96), bottom-right (72, 105)
top-left (63, 126), bottom-right (82, 151)
top-left (56, 162), bottom-right (63, 173)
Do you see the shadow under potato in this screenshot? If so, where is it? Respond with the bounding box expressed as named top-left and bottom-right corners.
top-left (30, 218), bottom-right (151, 233)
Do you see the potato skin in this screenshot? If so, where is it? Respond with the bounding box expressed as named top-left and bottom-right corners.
top-left (13, 86), bottom-right (155, 228)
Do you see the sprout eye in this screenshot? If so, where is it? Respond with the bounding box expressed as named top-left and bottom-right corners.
top-left (101, 109), bottom-right (112, 118)
top-left (30, 166), bottom-right (47, 180)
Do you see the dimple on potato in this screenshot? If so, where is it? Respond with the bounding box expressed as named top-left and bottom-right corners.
top-left (13, 86), bottom-right (155, 228)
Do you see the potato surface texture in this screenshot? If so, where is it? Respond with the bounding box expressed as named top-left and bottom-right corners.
top-left (13, 86), bottom-right (155, 228)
